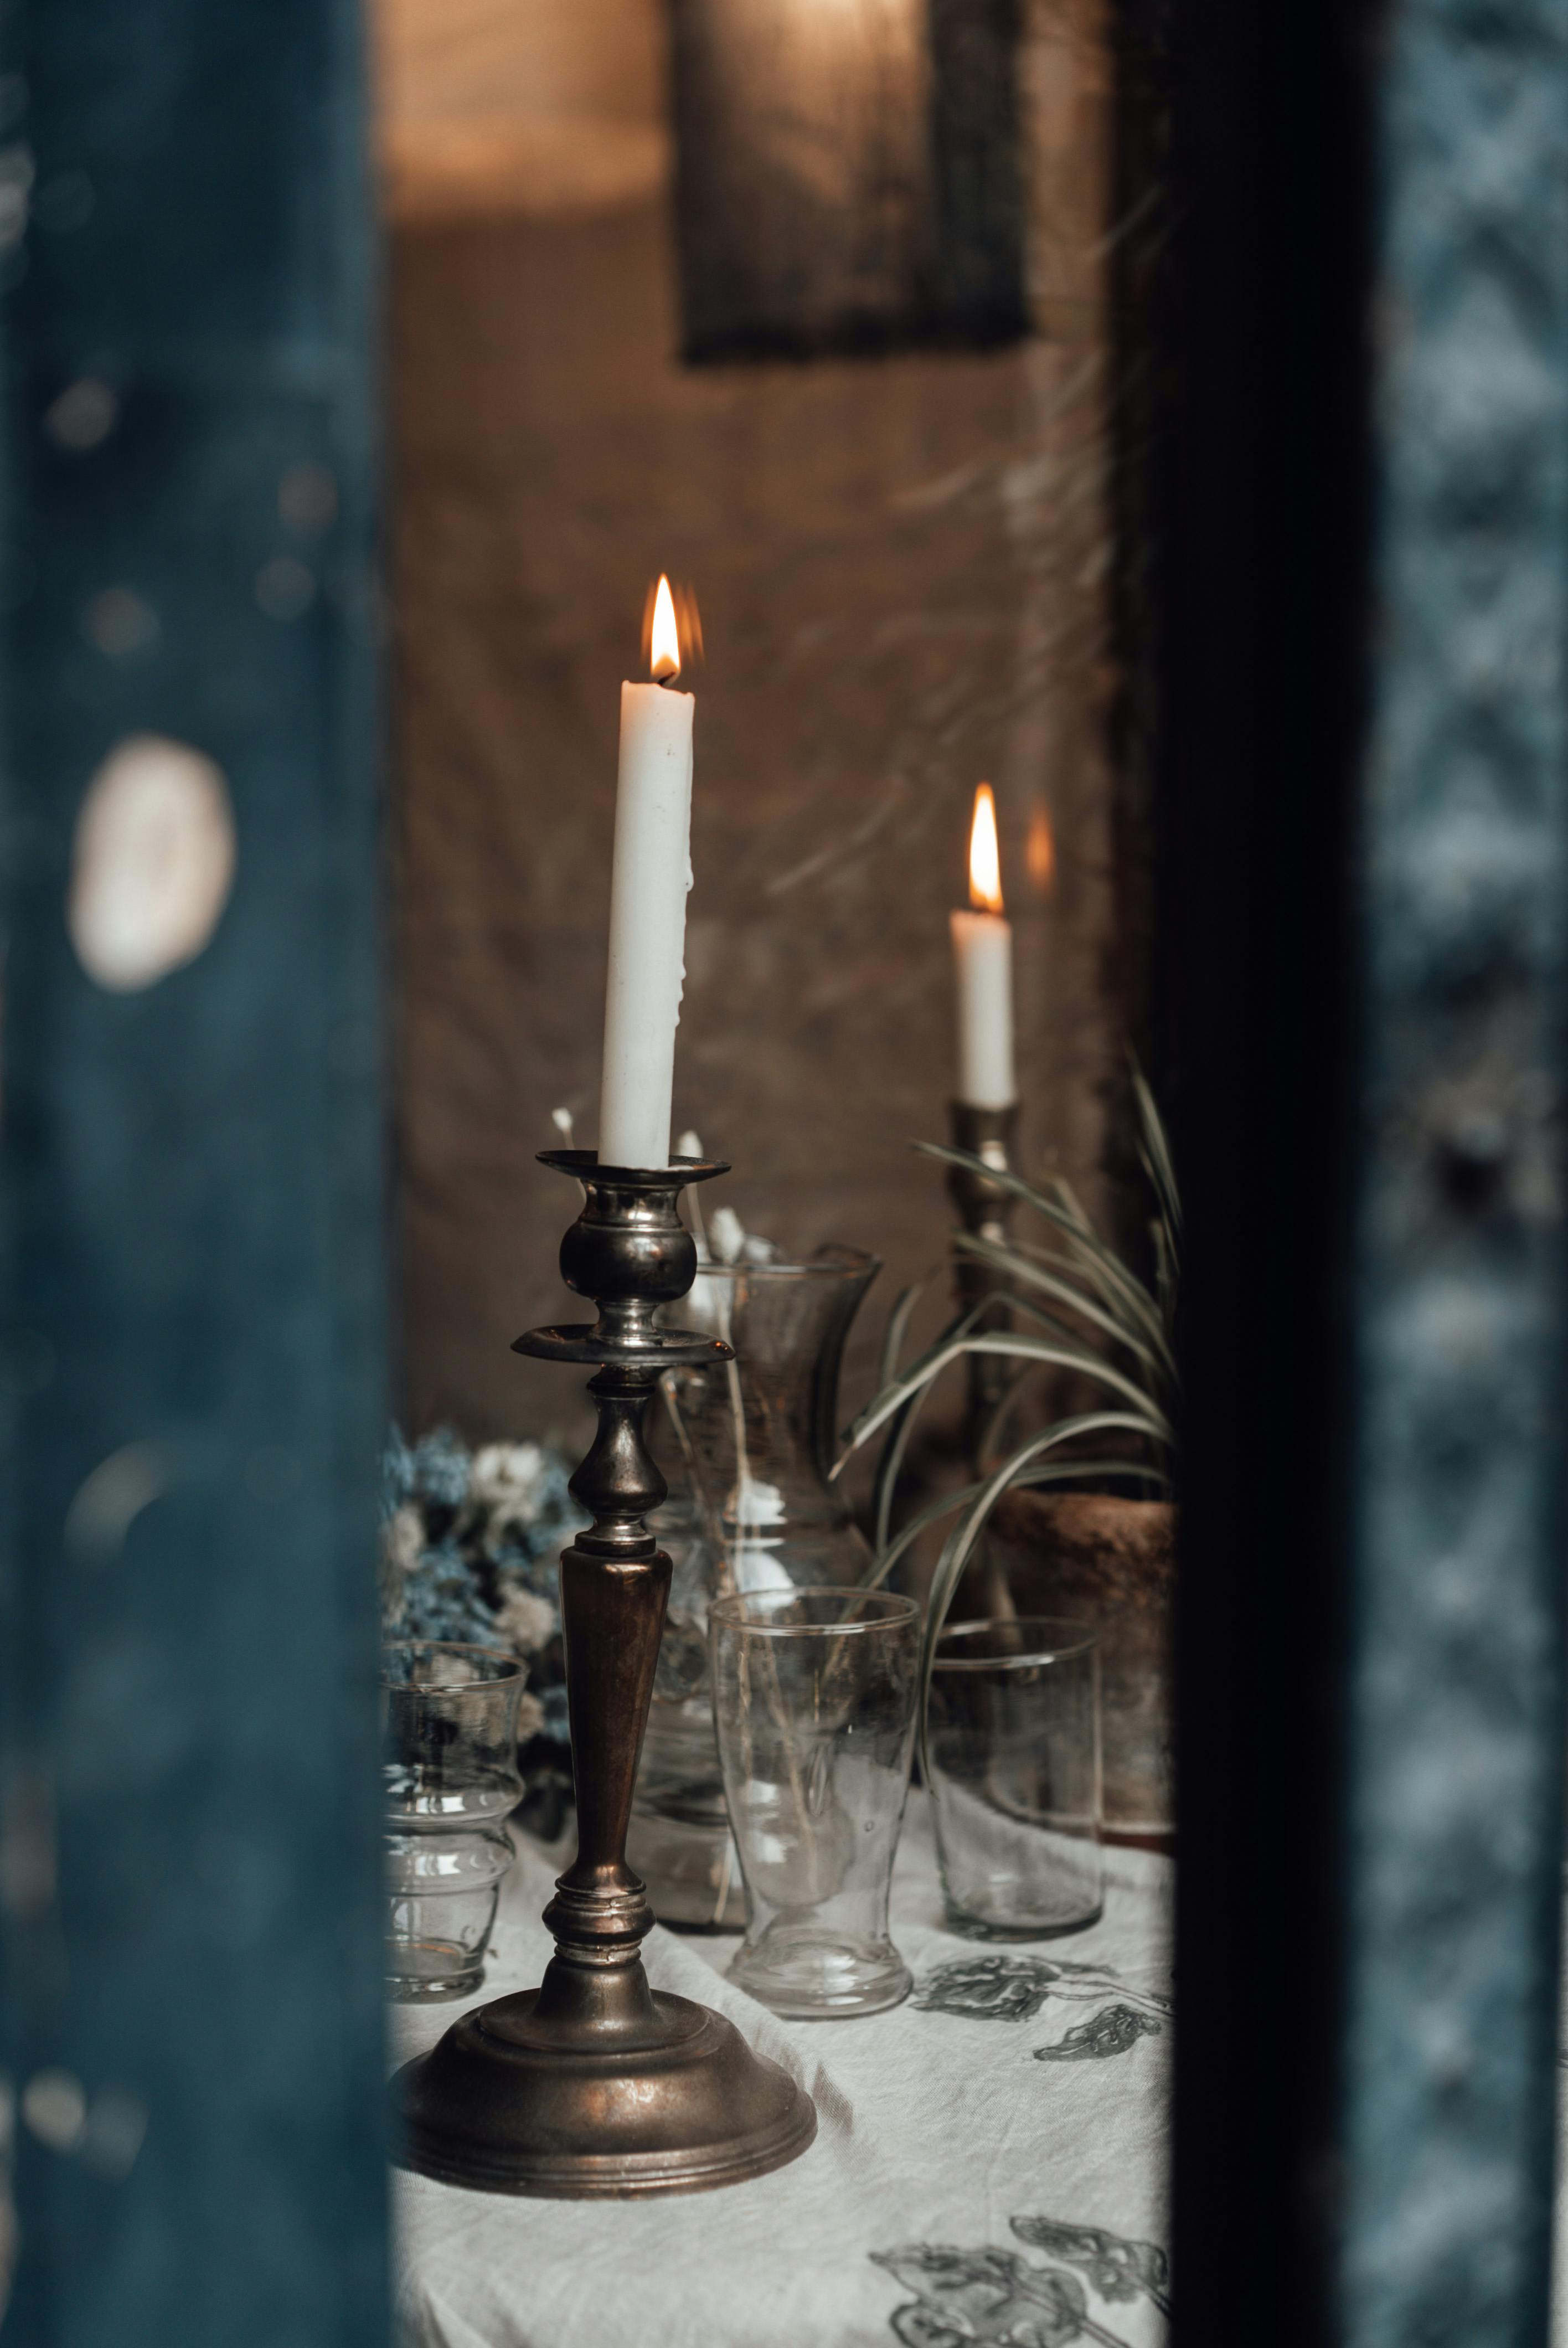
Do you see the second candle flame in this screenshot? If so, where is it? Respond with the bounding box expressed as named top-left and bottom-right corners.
top-left (650, 575), bottom-right (680, 682)
top-left (968, 783), bottom-right (1004, 914)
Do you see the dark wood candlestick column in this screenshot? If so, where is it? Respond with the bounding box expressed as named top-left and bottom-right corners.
top-left (393, 1151), bottom-right (816, 2197)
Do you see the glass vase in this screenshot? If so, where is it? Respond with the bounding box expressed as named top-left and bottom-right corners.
top-left (711, 1588), bottom-right (920, 2016)
top-left (627, 1244), bottom-right (879, 1928)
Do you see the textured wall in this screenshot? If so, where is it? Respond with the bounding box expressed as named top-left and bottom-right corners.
top-left (382, 0), bottom-right (1120, 1444)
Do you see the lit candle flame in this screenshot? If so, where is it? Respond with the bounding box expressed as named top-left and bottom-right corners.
top-left (650, 575), bottom-right (680, 682)
top-left (968, 783), bottom-right (1004, 914)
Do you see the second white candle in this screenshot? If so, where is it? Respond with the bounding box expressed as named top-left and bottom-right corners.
top-left (951, 782), bottom-right (1017, 1109)
top-left (951, 905), bottom-right (1015, 1109)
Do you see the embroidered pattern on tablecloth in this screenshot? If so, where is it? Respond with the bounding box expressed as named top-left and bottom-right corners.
top-left (873, 2215), bottom-right (1170, 2346)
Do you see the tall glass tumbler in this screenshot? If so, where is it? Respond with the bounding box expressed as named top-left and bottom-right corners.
top-left (383, 1642), bottom-right (525, 2000)
top-left (710, 1588), bottom-right (920, 2017)
top-left (927, 1617), bottom-right (1103, 1938)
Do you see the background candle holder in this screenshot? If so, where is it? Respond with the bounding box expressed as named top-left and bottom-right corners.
top-left (393, 1150), bottom-right (817, 2197)
top-left (947, 1098), bottom-right (1020, 1468)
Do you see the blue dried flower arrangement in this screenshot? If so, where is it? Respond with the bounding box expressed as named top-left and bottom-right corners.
top-left (380, 1426), bottom-right (587, 1837)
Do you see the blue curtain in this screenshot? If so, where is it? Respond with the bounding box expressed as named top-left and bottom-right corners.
top-left (0, 2), bottom-right (389, 2341)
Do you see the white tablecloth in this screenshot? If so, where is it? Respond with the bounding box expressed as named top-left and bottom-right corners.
top-left (393, 1796), bottom-right (1174, 2348)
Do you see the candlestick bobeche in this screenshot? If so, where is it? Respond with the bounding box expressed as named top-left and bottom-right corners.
top-left (393, 1150), bottom-right (817, 2197)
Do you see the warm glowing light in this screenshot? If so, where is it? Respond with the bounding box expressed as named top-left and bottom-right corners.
top-left (650, 575), bottom-right (680, 681)
top-left (642, 575), bottom-right (703, 679)
top-left (968, 784), bottom-right (1003, 914)
top-left (1027, 802), bottom-right (1055, 898)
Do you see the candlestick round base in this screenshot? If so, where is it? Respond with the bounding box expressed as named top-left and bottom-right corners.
top-left (392, 1984), bottom-right (817, 2198)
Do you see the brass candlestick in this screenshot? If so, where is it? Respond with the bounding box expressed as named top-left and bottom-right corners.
top-left (393, 1151), bottom-right (817, 2198)
top-left (947, 1100), bottom-right (1020, 1468)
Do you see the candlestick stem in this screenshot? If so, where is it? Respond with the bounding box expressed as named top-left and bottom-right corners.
top-left (393, 1152), bottom-right (816, 2197)
top-left (948, 1101), bottom-right (1021, 1470)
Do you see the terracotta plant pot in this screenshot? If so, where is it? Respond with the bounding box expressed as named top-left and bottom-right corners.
top-left (986, 1491), bottom-right (1175, 1844)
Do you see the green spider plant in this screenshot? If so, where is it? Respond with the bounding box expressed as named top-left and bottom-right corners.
top-left (832, 1065), bottom-right (1180, 1773)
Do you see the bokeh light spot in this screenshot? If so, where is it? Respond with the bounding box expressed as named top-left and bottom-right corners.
top-left (278, 462), bottom-right (338, 534)
top-left (69, 734), bottom-right (235, 991)
top-left (255, 555), bottom-right (316, 621)
top-left (45, 377), bottom-right (116, 450)
top-left (82, 586), bottom-right (157, 657)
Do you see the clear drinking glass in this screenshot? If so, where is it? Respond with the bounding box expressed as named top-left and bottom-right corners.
top-left (630, 1245), bottom-right (880, 1929)
top-left (710, 1587), bottom-right (920, 2017)
top-left (383, 1642), bottom-right (525, 2000)
top-left (927, 1616), bottom-right (1103, 1938)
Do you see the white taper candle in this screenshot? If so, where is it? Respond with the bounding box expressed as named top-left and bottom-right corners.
top-left (951, 782), bottom-right (1017, 1109)
top-left (598, 581), bottom-right (695, 1167)
top-left (951, 909), bottom-right (1015, 1108)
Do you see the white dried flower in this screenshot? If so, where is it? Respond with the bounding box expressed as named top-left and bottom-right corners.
top-left (469, 1441), bottom-right (550, 1522)
top-left (708, 1204), bottom-right (746, 1265)
top-left (381, 1503), bottom-right (424, 1583)
top-left (379, 1502), bottom-right (425, 1614)
top-left (515, 1690), bottom-right (546, 1741)
top-left (495, 1586), bottom-right (556, 1656)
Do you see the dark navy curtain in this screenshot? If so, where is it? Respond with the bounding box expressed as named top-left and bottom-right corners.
top-left (0, 2), bottom-right (389, 2342)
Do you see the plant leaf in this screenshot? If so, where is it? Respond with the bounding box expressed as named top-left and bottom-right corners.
top-left (1131, 1058), bottom-right (1183, 1242)
top-left (871, 1397), bottom-right (917, 1557)
top-left (1044, 1197), bottom-right (1173, 1355)
top-left (912, 1414), bottom-right (1168, 1777)
top-left (1151, 1216), bottom-right (1177, 1338)
top-left (863, 1289), bottom-right (1116, 1552)
top-left (975, 1363), bottom-right (1035, 1464)
top-left (877, 1278), bottom-right (929, 1391)
top-left (979, 1286), bottom-right (1126, 1362)
top-left (1012, 1457), bottom-right (1173, 1496)
top-left (974, 1243), bottom-right (1168, 1361)
top-left (914, 1140), bottom-right (1172, 1357)
top-left (839, 1332), bottom-right (1176, 1465)
top-left (963, 1296), bottom-right (1143, 1460)
top-left (1049, 1176), bottom-right (1095, 1234)
top-left (920, 1457), bottom-right (1072, 1774)
top-left (837, 1295), bottom-right (1018, 1474)
top-left (863, 1422), bottom-right (1174, 1591)
top-left (869, 1295), bottom-right (994, 1547)
top-left (953, 1229), bottom-right (1175, 1387)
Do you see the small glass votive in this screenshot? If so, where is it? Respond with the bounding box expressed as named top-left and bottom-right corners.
top-left (382, 1642), bottom-right (525, 2001)
top-left (927, 1616), bottom-right (1103, 1939)
top-left (710, 1587), bottom-right (920, 2019)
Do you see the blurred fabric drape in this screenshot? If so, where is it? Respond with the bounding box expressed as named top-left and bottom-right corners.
top-left (0, 2), bottom-right (389, 2342)
top-left (1166, 0), bottom-right (1568, 2336)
